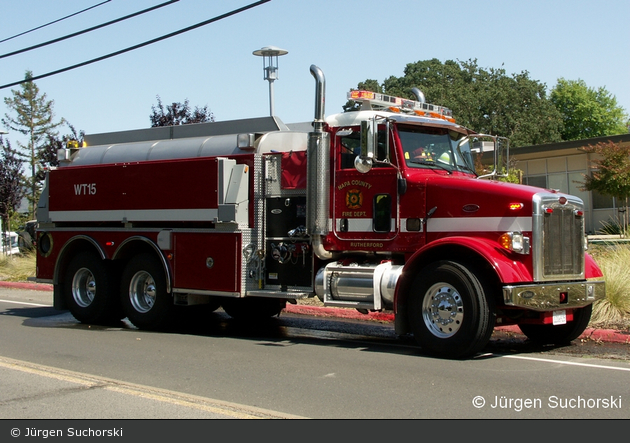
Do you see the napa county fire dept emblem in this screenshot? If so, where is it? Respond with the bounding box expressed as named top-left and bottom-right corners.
top-left (345, 188), bottom-right (363, 210)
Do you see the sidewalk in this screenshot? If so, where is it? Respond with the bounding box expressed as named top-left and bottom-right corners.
top-left (2, 281), bottom-right (628, 344)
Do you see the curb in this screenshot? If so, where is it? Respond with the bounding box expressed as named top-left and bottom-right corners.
top-left (2, 281), bottom-right (627, 344)
top-left (0, 281), bottom-right (53, 292)
top-left (284, 304), bottom-right (630, 345)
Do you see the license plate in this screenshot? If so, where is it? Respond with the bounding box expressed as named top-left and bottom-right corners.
top-left (553, 310), bottom-right (567, 325)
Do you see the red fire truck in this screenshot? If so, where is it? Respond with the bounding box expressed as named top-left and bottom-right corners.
top-left (35, 65), bottom-right (605, 358)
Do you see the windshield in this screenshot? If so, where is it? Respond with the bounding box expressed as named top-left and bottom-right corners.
top-left (398, 126), bottom-right (476, 175)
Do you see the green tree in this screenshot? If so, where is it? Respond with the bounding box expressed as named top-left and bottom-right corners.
top-left (150, 96), bottom-right (215, 127)
top-left (0, 136), bottom-right (25, 241)
top-left (579, 141), bottom-right (630, 236)
top-left (550, 78), bottom-right (628, 141)
top-left (350, 59), bottom-right (564, 148)
top-left (2, 71), bottom-right (64, 218)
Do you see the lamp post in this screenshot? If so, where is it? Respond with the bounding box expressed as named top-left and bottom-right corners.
top-left (252, 46), bottom-right (288, 116)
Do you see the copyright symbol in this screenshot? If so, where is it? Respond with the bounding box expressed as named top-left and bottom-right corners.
top-left (11, 428), bottom-right (20, 437)
top-left (472, 396), bottom-right (486, 408)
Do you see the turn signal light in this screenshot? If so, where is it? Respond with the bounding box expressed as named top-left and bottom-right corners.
top-left (499, 231), bottom-right (530, 254)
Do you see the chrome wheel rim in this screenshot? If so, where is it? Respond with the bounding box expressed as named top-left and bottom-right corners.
top-left (422, 282), bottom-right (464, 338)
top-left (72, 268), bottom-right (96, 308)
top-left (129, 271), bottom-right (156, 314)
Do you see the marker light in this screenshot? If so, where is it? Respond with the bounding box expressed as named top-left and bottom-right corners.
top-left (348, 90), bottom-right (455, 122)
top-left (499, 231), bottom-right (530, 254)
top-left (508, 203), bottom-right (524, 211)
top-left (349, 90), bottom-right (376, 100)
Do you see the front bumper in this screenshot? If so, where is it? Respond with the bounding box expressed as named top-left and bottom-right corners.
top-left (502, 280), bottom-right (605, 311)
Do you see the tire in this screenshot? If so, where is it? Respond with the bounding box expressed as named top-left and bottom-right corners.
top-left (63, 251), bottom-right (122, 325)
top-left (407, 261), bottom-right (495, 359)
top-left (518, 304), bottom-right (592, 345)
top-left (120, 253), bottom-right (172, 330)
top-left (221, 297), bottom-right (286, 321)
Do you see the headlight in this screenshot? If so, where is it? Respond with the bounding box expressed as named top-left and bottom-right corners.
top-left (499, 231), bottom-right (530, 254)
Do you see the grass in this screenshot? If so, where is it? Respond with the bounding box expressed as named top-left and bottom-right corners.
top-left (0, 252), bottom-right (36, 282)
top-left (588, 244), bottom-right (630, 327)
top-left (1, 247), bottom-right (628, 329)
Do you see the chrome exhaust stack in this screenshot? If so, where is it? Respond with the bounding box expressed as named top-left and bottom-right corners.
top-left (307, 65), bottom-right (332, 259)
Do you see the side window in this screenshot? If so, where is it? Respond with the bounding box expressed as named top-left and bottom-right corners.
top-left (339, 130), bottom-right (361, 169)
top-left (338, 127), bottom-right (390, 170)
top-left (373, 194), bottom-right (392, 232)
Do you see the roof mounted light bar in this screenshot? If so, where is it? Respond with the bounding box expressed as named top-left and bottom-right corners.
top-left (348, 90), bottom-right (455, 123)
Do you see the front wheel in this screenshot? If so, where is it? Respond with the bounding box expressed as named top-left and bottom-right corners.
top-left (407, 261), bottom-right (495, 359)
top-left (518, 304), bottom-right (592, 345)
top-left (120, 253), bottom-right (172, 330)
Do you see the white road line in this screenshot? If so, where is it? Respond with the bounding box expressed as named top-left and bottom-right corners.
top-left (503, 354), bottom-right (630, 372)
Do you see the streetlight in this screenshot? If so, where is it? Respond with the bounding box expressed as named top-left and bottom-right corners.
top-left (252, 46), bottom-right (288, 116)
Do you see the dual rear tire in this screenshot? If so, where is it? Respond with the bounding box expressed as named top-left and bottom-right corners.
top-left (63, 252), bottom-right (123, 325)
top-left (64, 251), bottom-right (281, 329)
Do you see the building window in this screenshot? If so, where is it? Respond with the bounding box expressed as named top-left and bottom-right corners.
top-left (592, 190), bottom-right (615, 210)
top-left (525, 175), bottom-right (547, 189)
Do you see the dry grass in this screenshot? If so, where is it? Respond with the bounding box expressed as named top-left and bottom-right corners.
top-left (588, 244), bottom-right (630, 327)
top-left (0, 252), bottom-right (36, 282)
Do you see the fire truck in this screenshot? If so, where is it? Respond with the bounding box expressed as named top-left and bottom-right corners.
top-left (35, 65), bottom-right (605, 358)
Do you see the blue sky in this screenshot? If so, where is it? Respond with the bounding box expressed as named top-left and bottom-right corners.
top-left (1, 0), bottom-right (629, 147)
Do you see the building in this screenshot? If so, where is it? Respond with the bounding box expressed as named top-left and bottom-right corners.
top-left (510, 133), bottom-right (630, 234)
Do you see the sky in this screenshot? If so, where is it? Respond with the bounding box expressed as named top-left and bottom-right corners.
top-left (1, 0), bottom-right (629, 148)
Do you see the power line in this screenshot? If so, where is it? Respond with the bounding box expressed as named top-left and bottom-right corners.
top-left (0, 0), bottom-right (180, 60)
top-left (0, 0), bottom-right (271, 91)
top-left (0, 0), bottom-right (112, 44)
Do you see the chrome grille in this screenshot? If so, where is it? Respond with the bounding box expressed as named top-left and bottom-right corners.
top-left (543, 206), bottom-right (584, 277)
top-left (533, 193), bottom-right (585, 281)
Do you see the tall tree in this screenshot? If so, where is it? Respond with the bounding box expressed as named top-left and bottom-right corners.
top-left (150, 96), bottom-right (215, 127)
top-left (578, 141), bottom-right (630, 236)
top-left (550, 78), bottom-right (629, 141)
top-left (350, 59), bottom-right (564, 148)
top-left (2, 71), bottom-right (64, 218)
top-left (0, 136), bottom-right (25, 241)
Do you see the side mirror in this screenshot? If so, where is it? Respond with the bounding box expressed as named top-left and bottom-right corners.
top-left (356, 119), bottom-right (377, 173)
top-left (360, 119), bottom-right (377, 159)
top-left (354, 156), bottom-right (373, 174)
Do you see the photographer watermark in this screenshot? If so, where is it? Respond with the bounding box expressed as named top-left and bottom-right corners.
top-left (10, 427), bottom-right (123, 438)
top-left (472, 395), bottom-right (622, 412)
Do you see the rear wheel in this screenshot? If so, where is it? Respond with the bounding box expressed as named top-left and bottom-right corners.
top-left (518, 304), bottom-right (592, 345)
top-left (407, 261), bottom-right (495, 359)
top-left (221, 297), bottom-right (286, 321)
top-left (120, 253), bottom-right (172, 330)
top-left (63, 251), bottom-right (122, 325)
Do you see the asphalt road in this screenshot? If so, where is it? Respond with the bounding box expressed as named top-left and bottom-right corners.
top-left (0, 287), bottom-right (629, 421)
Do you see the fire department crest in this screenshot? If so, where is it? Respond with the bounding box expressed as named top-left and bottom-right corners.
top-left (345, 188), bottom-right (363, 210)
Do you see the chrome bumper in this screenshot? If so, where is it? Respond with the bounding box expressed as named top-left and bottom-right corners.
top-left (503, 280), bottom-right (605, 311)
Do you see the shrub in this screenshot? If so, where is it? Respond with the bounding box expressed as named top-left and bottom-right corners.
top-left (589, 244), bottom-right (630, 326)
top-left (0, 252), bottom-right (36, 282)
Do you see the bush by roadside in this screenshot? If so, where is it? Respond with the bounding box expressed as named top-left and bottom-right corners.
top-left (588, 243), bottom-right (630, 329)
top-left (0, 252), bottom-right (36, 282)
